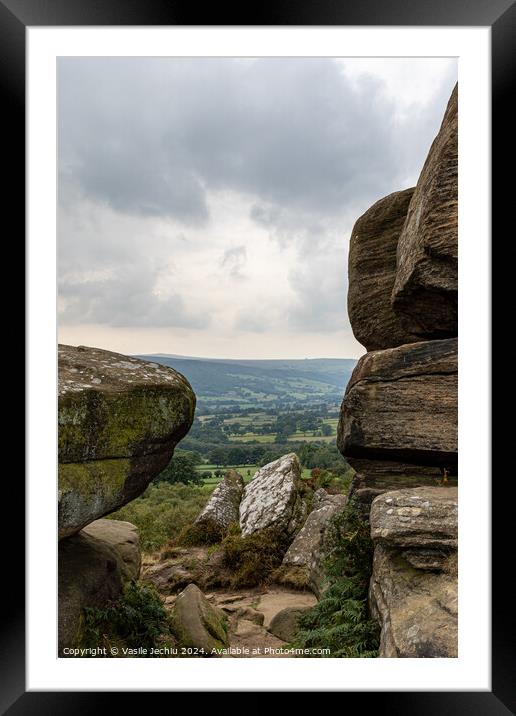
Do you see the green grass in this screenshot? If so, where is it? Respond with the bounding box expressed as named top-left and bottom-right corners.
top-left (228, 433), bottom-right (276, 443)
top-left (322, 418), bottom-right (339, 428)
top-left (287, 434), bottom-right (335, 443)
top-left (108, 482), bottom-right (214, 552)
top-left (198, 464), bottom-right (312, 484)
top-left (198, 465), bottom-right (258, 484)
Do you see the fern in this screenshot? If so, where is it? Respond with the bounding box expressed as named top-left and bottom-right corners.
top-left (81, 581), bottom-right (168, 655)
top-left (292, 497), bottom-right (380, 658)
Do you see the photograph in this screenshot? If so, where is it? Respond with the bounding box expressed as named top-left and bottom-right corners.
top-left (56, 56), bottom-right (459, 661)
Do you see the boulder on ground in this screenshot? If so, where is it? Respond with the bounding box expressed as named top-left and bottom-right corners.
top-left (239, 454), bottom-right (308, 538)
top-left (348, 188), bottom-right (420, 351)
top-left (338, 338), bottom-right (457, 471)
top-left (169, 584), bottom-right (228, 656)
top-left (58, 344), bottom-right (196, 538)
top-left (392, 84), bottom-right (458, 338)
top-left (193, 469), bottom-right (244, 541)
top-left (369, 487), bottom-right (458, 658)
top-left (82, 519), bottom-right (141, 580)
top-left (277, 489), bottom-right (347, 593)
top-left (58, 519), bottom-right (141, 653)
top-left (268, 606), bottom-right (312, 643)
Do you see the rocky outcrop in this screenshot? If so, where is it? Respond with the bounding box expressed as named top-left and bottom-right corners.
top-left (194, 469), bottom-right (244, 540)
top-left (392, 84), bottom-right (458, 338)
top-left (338, 338), bottom-right (457, 472)
top-left (169, 584), bottom-right (228, 656)
top-left (58, 519), bottom-right (141, 653)
top-left (348, 470), bottom-right (457, 520)
top-left (277, 489), bottom-right (346, 594)
top-left (348, 188), bottom-right (419, 351)
top-left (369, 487), bottom-right (458, 551)
top-left (339, 85), bottom-right (458, 499)
top-left (337, 86), bottom-right (459, 659)
top-left (58, 344), bottom-right (196, 538)
top-left (239, 454), bottom-right (308, 538)
top-left (368, 487), bottom-right (458, 658)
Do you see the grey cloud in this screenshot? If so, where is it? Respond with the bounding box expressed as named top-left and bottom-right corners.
top-left (59, 58), bottom-right (456, 229)
top-left (59, 263), bottom-right (210, 329)
top-left (233, 311), bottom-right (270, 333)
top-left (285, 240), bottom-right (350, 333)
top-left (58, 57), bottom-right (456, 335)
top-left (220, 245), bottom-right (247, 279)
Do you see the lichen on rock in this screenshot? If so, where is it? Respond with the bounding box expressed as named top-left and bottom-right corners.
top-left (239, 453), bottom-right (308, 538)
top-left (368, 487), bottom-right (458, 658)
top-left (192, 469), bottom-right (244, 542)
top-left (58, 344), bottom-right (196, 538)
top-left (277, 489), bottom-right (347, 594)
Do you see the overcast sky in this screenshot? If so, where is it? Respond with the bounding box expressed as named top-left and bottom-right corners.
top-left (57, 57), bottom-right (457, 359)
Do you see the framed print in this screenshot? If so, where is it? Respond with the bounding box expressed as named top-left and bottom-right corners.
top-left (5, 0), bottom-right (508, 710)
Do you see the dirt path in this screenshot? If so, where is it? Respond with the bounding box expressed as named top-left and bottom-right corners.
top-left (210, 588), bottom-right (317, 658)
top-left (142, 550), bottom-right (317, 658)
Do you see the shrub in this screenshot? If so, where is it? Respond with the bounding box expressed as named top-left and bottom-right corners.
top-left (221, 526), bottom-right (291, 588)
top-left (81, 581), bottom-right (170, 655)
top-left (292, 498), bottom-right (380, 658)
top-left (177, 519), bottom-right (224, 547)
top-left (108, 482), bottom-right (213, 552)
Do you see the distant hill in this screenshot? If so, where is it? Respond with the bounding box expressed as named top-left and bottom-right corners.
top-left (134, 354), bottom-right (357, 410)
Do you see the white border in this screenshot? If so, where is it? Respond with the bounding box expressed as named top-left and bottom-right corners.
top-left (27, 26), bottom-right (491, 691)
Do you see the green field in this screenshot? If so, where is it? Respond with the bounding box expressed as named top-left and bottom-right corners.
top-left (287, 434), bottom-right (335, 443)
top-left (228, 434), bottom-right (276, 443)
top-left (196, 463), bottom-right (313, 486)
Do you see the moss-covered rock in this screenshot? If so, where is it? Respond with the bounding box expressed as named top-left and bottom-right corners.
top-left (369, 487), bottom-right (458, 657)
top-left (190, 469), bottom-right (244, 544)
top-left (276, 489), bottom-right (347, 595)
top-left (169, 584), bottom-right (228, 656)
top-left (58, 345), bottom-right (196, 538)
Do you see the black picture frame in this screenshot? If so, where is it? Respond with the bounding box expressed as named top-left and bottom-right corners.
top-left (7, 0), bottom-right (507, 710)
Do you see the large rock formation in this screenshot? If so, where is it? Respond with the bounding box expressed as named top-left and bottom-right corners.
top-left (239, 454), bottom-right (308, 538)
top-left (194, 469), bottom-right (244, 540)
top-left (169, 584), bottom-right (229, 656)
top-left (338, 338), bottom-right (457, 472)
top-left (338, 85), bottom-right (458, 659)
top-left (58, 519), bottom-right (141, 653)
top-left (348, 188), bottom-right (419, 351)
top-left (58, 344), bottom-right (196, 538)
top-left (368, 488), bottom-right (458, 657)
top-left (348, 469), bottom-right (457, 521)
top-left (392, 84), bottom-right (458, 338)
top-left (369, 487), bottom-right (458, 551)
top-left (277, 489), bottom-right (347, 594)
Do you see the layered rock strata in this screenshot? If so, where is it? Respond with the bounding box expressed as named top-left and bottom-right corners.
top-left (368, 488), bottom-right (458, 658)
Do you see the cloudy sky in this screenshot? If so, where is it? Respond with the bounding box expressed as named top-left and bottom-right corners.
top-left (58, 57), bottom-right (457, 359)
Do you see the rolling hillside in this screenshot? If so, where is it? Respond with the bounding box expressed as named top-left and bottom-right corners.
top-left (134, 354), bottom-right (357, 410)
